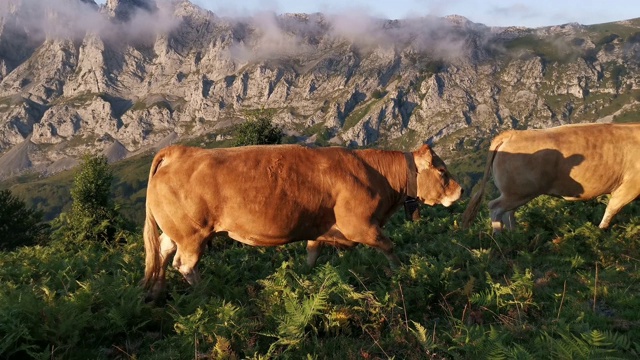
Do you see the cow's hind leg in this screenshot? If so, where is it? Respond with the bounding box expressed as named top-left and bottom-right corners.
top-left (160, 233), bottom-right (177, 264)
top-left (488, 197), bottom-right (508, 233)
top-left (489, 195), bottom-right (533, 234)
top-left (148, 233), bottom-right (178, 299)
top-left (502, 211), bottom-right (517, 231)
top-left (306, 240), bottom-right (323, 267)
top-left (599, 187), bottom-right (639, 229)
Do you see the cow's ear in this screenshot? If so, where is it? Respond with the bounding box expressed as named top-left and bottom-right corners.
top-left (413, 144), bottom-right (433, 170)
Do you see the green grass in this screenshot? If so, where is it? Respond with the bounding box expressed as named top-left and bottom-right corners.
top-left (0, 153), bottom-right (152, 223)
top-left (111, 153), bottom-right (155, 226)
top-left (369, 128), bottom-right (421, 152)
top-left (242, 108), bottom-right (282, 121)
top-left (0, 196), bottom-right (638, 359)
top-left (131, 100), bottom-right (173, 112)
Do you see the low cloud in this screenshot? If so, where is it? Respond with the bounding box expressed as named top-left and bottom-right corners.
top-left (1, 0), bottom-right (479, 62)
top-left (226, 11), bottom-right (474, 63)
top-left (0, 0), bottom-right (179, 43)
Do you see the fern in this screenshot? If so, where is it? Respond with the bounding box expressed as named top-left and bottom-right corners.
top-left (276, 286), bottom-right (330, 344)
top-left (470, 268), bottom-right (537, 325)
top-left (409, 320), bottom-right (437, 353)
top-left (536, 327), bottom-right (635, 359)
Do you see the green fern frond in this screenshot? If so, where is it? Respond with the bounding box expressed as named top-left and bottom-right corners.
top-left (277, 281), bottom-right (330, 342)
top-left (409, 320), bottom-right (435, 351)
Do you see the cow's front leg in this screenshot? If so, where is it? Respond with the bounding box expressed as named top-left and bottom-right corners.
top-left (369, 231), bottom-right (401, 268)
top-left (308, 229), bottom-right (360, 266)
top-left (340, 224), bottom-right (401, 268)
top-left (377, 236), bottom-right (401, 268)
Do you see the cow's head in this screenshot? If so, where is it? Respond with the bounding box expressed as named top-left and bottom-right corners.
top-left (412, 144), bottom-right (463, 207)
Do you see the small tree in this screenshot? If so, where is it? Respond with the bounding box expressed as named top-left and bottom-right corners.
top-left (233, 117), bottom-right (283, 146)
top-left (58, 154), bottom-right (121, 243)
top-left (0, 189), bottom-right (49, 250)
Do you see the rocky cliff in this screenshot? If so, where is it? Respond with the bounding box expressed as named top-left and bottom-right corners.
top-left (1, 0), bottom-right (640, 179)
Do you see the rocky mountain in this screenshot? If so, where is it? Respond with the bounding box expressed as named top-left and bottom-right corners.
top-left (1, 0), bottom-right (640, 179)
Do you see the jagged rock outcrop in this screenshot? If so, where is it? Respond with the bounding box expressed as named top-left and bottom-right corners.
top-left (106, 0), bottom-right (158, 22)
top-left (1, 0), bottom-right (640, 179)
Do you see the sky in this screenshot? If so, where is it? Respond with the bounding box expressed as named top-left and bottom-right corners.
top-left (94, 0), bottom-right (640, 28)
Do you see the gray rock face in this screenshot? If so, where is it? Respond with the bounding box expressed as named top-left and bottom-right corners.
top-left (1, 0), bottom-right (640, 178)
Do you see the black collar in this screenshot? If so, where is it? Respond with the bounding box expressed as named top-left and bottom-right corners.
top-left (403, 152), bottom-right (417, 198)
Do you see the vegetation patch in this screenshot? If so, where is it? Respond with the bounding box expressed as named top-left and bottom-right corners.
top-left (612, 104), bottom-right (640, 123)
top-left (233, 117), bottom-right (283, 147)
top-left (131, 100), bottom-right (172, 112)
top-left (242, 108), bottom-right (281, 121)
top-left (342, 99), bottom-right (382, 132)
top-left (586, 22), bottom-right (640, 40)
top-left (373, 128), bottom-right (420, 152)
top-left (504, 35), bottom-right (580, 64)
top-left (0, 190), bottom-right (638, 358)
top-left (51, 92), bottom-right (107, 107)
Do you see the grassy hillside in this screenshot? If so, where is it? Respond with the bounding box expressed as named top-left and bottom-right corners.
top-left (0, 197), bottom-right (638, 359)
top-left (0, 153), bottom-right (153, 224)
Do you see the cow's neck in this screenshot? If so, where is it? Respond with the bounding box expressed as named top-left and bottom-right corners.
top-left (355, 149), bottom-right (415, 201)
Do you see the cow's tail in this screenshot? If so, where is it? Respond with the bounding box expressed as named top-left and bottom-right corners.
top-left (143, 209), bottom-right (160, 291)
top-left (143, 151), bottom-right (166, 292)
top-left (461, 134), bottom-right (508, 229)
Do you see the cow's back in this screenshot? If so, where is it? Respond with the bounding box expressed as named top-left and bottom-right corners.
top-left (146, 145), bottom-right (397, 246)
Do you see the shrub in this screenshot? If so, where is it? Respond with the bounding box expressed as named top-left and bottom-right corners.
top-left (54, 154), bottom-right (123, 244)
top-left (233, 117), bottom-right (283, 146)
top-left (0, 189), bottom-right (49, 250)
top-left (371, 89), bottom-right (387, 99)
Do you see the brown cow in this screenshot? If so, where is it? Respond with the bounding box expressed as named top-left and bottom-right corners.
top-left (143, 143), bottom-right (462, 299)
top-left (462, 123), bottom-right (640, 233)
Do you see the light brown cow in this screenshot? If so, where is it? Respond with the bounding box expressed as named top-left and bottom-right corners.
top-left (143, 144), bottom-right (462, 299)
top-left (462, 123), bottom-right (640, 233)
